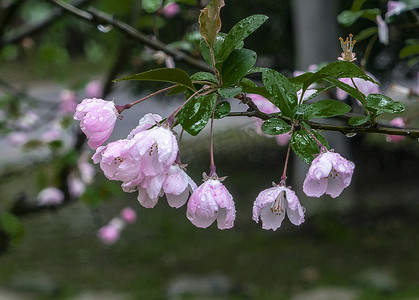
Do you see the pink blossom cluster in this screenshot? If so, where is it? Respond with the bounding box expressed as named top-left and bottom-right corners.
top-left (97, 207), bottom-right (137, 245)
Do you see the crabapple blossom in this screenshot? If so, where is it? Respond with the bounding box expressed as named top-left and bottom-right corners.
top-left (74, 98), bottom-right (119, 149)
top-left (78, 160), bottom-right (95, 184)
top-left (163, 2), bottom-right (180, 18)
top-left (377, 15), bottom-right (389, 45)
top-left (97, 218), bottom-right (125, 245)
top-left (303, 149), bottom-right (355, 198)
top-left (163, 164), bottom-right (197, 208)
top-left (121, 207), bottom-right (137, 223)
top-left (37, 187), bottom-right (64, 206)
top-left (127, 113), bottom-right (162, 139)
top-left (338, 34), bottom-right (356, 62)
top-left (68, 177), bottom-right (85, 197)
top-left (187, 174), bottom-right (236, 229)
top-left (59, 89), bottom-right (77, 114)
top-left (253, 183), bottom-right (305, 231)
top-left (336, 75), bottom-right (380, 100)
top-left (386, 1), bottom-right (407, 18)
top-left (386, 117), bottom-right (407, 142)
top-left (85, 80), bottom-right (103, 98)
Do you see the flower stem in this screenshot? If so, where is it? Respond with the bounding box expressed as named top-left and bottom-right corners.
top-left (208, 98), bottom-right (218, 177)
top-left (350, 77), bottom-right (371, 117)
top-left (115, 85), bottom-right (177, 114)
top-left (280, 133), bottom-right (293, 184)
top-left (301, 125), bottom-right (325, 150)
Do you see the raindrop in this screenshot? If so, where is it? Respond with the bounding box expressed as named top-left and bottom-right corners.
top-left (406, 130), bottom-right (411, 135)
top-left (345, 132), bottom-right (357, 138)
top-left (97, 24), bottom-right (113, 33)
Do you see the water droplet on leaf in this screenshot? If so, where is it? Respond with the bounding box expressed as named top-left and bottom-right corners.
top-left (345, 132), bottom-right (357, 138)
top-left (97, 24), bottom-right (113, 33)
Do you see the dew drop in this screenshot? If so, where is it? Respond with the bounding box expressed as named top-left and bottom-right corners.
top-left (345, 132), bottom-right (357, 138)
top-left (406, 130), bottom-right (411, 135)
top-left (97, 24), bottom-right (113, 33)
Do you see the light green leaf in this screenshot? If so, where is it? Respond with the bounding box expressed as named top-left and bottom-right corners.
top-left (114, 68), bottom-right (196, 91)
top-left (306, 100), bottom-right (352, 119)
top-left (261, 118), bottom-right (291, 135)
top-left (399, 44), bottom-right (419, 58)
top-left (337, 9), bottom-right (380, 27)
top-left (355, 27), bottom-right (378, 42)
top-left (142, 0), bottom-right (161, 13)
top-left (221, 49), bottom-right (257, 87)
top-left (191, 71), bottom-right (218, 83)
top-left (217, 14), bottom-right (268, 62)
top-left (262, 69), bottom-right (298, 118)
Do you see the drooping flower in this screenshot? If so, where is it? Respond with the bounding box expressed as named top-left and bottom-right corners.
top-left (163, 164), bottom-right (197, 208)
top-left (377, 15), bottom-right (389, 45)
top-left (336, 74), bottom-right (380, 101)
top-left (163, 2), bottom-right (180, 18)
top-left (121, 207), bottom-right (137, 224)
top-left (187, 174), bottom-right (236, 229)
top-left (37, 187), bottom-right (64, 206)
top-left (303, 149), bottom-right (355, 198)
top-left (338, 34), bottom-right (356, 62)
top-left (386, 117), bottom-right (407, 142)
top-left (253, 183), bottom-right (305, 231)
top-left (386, 1), bottom-right (407, 18)
top-left (85, 80), bottom-right (103, 98)
top-left (97, 218), bottom-right (125, 245)
top-left (74, 98), bottom-right (119, 149)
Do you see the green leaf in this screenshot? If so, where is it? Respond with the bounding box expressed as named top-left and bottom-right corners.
top-left (262, 69), bottom-right (298, 118)
top-left (355, 27), bottom-right (378, 43)
top-left (177, 93), bottom-right (217, 135)
top-left (199, 0), bottom-right (225, 49)
top-left (191, 71), bottom-right (218, 84)
top-left (365, 94), bottom-right (405, 115)
top-left (200, 34), bottom-right (234, 67)
top-left (214, 101), bottom-right (231, 119)
top-left (351, 0), bottom-right (367, 11)
top-left (306, 100), bottom-right (352, 119)
top-left (0, 212), bottom-right (24, 244)
top-left (261, 118), bottom-right (291, 135)
top-left (221, 49), bottom-right (257, 87)
top-left (337, 9), bottom-right (380, 27)
top-left (291, 129), bottom-right (325, 164)
top-left (114, 68), bottom-right (196, 91)
top-left (348, 115), bottom-right (370, 126)
top-left (325, 77), bottom-right (366, 102)
top-left (166, 86), bottom-right (187, 96)
top-left (303, 61), bottom-right (380, 91)
top-left (142, 0), bottom-right (161, 13)
top-left (218, 87), bottom-right (242, 98)
top-left (399, 44), bottom-right (419, 59)
top-left (239, 78), bottom-right (258, 88)
top-left (241, 86), bottom-right (272, 100)
top-left (217, 14), bottom-right (269, 62)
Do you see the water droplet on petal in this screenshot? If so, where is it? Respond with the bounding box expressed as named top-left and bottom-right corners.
top-left (97, 24), bottom-right (113, 33)
top-left (345, 132), bottom-right (357, 138)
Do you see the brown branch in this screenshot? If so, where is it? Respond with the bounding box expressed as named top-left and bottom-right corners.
top-left (47, 0), bottom-right (213, 72)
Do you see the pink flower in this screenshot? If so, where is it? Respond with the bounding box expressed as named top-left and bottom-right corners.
top-left (16, 111), bottom-right (39, 130)
top-left (59, 89), bottom-right (77, 114)
top-left (85, 80), bottom-right (103, 98)
top-left (253, 183), bottom-right (305, 231)
top-left (7, 132), bottom-right (28, 146)
top-left (74, 98), bottom-right (119, 149)
top-left (68, 177), bottom-right (86, 197)
top-left (386, 117), bottom-right (407, 142)
top-left (37, 187), bottom-right (64, 206)
top-left (163, 2), bottom-right (180, 18)
top-left (97, 218), bottom-right (124, 245)
top-left (336, 75), bottom-right (380, 100)
top-left (163, 164), bottom-right (197, 208)
top-left (377, 15), bottom-right (389, 45)
top-left (386, 1), bottom-right (407, 18)
top-left (78, 161), bottom-right (95, 183)
top-left (187, 175), bottom-right (236, 229)
top-left (303, 150), bottom-right (355, 198)
top-left (121, 207), bottom-right (137, 223)
top-left (127, 113), bottom-right (162, 139)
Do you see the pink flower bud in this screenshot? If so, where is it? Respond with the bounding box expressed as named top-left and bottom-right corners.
top-left (377, 15), bottom-right (389, 45)
top-left (253, 183), bottom-right (305, 231)
top-left (97, 218), bottom-right (124, 245)
top-left (386, 1), bottom-right (407, 18)
top-left (74, 98), bottom-right (119, 149)
top-left (121, 207), bottom-right (137, 223)
top-left (37, 187), bottom-right (64, 206)
top-left (187, 176), bottom-right (236, 229)
top-left (303, 150), bottom-right (355, 198)
top-left (386, 117), bottom-right (407, 143)
top-left (163, 2), bottom-right (180, 18)
top-left (85, 80), bottom-right (103, 98)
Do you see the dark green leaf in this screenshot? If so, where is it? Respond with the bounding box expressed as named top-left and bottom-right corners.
top-left (291, 129), bottom-right (325, 164)
top-left (201, 34), bottom-right (238, 67)
top-left (365, 94), bottom-right (405, 114)
top-left (241, 86), bottom-right (272, 100)
top-left (114, 68), bottom-right (196, 91)
top-left (262, 69), bottom-right (298, 118)
top-left (191, 71), bottom-right (218, 83)
top-left (399, 44), bottom-right (419, 59)
top-left (325, 77), bottom-right (366, 102)
top-left (0, 212), bottom-right (24, 244)
top-left (218, 87), bottom-right (242, 98)
top-left (214, 101), bottom-right (231, 119)
top-left (199, 0), bottom-right (225, 49)
top-left (348, 115), bottom-right (370, 126)
top-left (355, 27), bottom-right (378, 42)
top-left (221, 49), bottom-right (257, 87)
top-left (167, 86), bottom-right (187, 96)
top-left (261, 118), bottom-right (291, 135)
top-left (217, 14), bottom-right (268, 62)
top-left (239, 78), bottom-right (258, 88)
top-left (351, 0), bottom-right (367, 11)
top-left (337, 9), bottom-right (380, 27)
top-left (177, 93), bottom-right (217, 135)
top-left (306, 100), bottom-right (352, 119)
